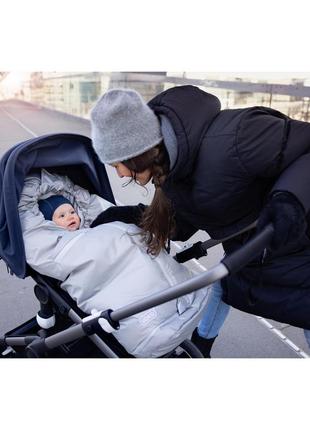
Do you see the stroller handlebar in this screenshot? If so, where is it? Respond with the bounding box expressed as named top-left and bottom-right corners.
top-left (221, 224), bottom-right (274, 274)
top-left (174, 220), bottom-right (258, 263)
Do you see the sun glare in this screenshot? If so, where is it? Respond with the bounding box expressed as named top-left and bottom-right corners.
top-left (1, 72), bottom-right (30, 90)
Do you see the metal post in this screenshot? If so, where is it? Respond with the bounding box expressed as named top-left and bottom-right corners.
top-left (269, 87), bottom-right (273, 107)
top-left (306, 97), bottom-right (310, 122)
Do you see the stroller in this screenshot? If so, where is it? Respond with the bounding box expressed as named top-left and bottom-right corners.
top-left (0, 133), bottom-right (273, 358)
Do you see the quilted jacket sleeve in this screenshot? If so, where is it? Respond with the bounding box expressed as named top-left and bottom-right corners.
top-left (270, 153), bottom-right (310, 213)
top-left (237, 107), bottom-right (310, 214)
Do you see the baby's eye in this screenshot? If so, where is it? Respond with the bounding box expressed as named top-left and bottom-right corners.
top-left (70, 210), bottom-right (75, 214)
top-left (60, 214), bottom-right (65, 218)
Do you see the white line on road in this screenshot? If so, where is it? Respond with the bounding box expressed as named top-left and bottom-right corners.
top-left (0, 107), bottom-right (38, 137)
top-left (256, 316), bottom-right (309, 358)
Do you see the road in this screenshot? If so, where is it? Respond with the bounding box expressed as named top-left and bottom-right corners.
top-left (0, 99), bottom-right (309, 358)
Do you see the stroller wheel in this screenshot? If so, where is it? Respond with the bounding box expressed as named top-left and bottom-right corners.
top-left (0, 338), bottom-right (16, 358)
top-left (164, 339), bottom-right (204, 358)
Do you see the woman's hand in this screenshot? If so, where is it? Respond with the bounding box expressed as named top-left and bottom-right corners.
top-left (257, 191), bottom-right (307, 250)
top-left (90, 204), bottom-right (146, 227)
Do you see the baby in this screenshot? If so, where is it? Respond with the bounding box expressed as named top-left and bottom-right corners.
top-left (38, 195), bottom-right (81, 231)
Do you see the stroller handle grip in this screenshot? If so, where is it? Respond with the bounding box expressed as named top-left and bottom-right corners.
top-left (221, 224), bottom-right (274, 274)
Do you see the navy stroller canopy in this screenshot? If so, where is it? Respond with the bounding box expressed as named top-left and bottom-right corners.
top-left (0, 133), bottom-right (115, 278)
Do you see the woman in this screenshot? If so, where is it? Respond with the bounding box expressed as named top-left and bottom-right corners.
top-left (90, 85), bottom-right (310, 357)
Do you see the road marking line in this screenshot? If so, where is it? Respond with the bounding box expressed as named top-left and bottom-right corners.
top-left (0, 106), bottom-right (38, 137)
top-left (255, 318), bottom-right (309, 358)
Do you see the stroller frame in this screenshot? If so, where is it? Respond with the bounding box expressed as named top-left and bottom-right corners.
top-left (0, 133), bottom-right (274, 359)
top-left (0, 269), bottom-right (205, 358)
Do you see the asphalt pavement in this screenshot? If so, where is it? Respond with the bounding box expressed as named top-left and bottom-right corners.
top-left (0, 98), bottom-right (309, 358)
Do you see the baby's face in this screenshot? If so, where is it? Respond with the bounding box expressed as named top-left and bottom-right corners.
top-left (52, 203), bottom-right (81, 231)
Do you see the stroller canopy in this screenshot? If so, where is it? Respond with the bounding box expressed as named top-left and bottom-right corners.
top-left (0, 133), bottom-right (115, 278)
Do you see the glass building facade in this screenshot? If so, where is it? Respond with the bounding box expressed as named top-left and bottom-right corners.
top-left (1, 71), bottom-right (310, 121)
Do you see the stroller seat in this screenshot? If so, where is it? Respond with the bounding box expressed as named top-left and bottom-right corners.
top-left (0, 133), bottom-right (206, 358)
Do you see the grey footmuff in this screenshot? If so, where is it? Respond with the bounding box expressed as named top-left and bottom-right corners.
top-left (18, 170), bottom-right (209, 357)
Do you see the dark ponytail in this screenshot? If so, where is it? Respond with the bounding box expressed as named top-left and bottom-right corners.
top-left (122, 142), bottom-right (175, 255)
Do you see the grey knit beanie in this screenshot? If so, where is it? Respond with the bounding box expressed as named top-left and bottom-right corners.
top-left (90, 89), bottom-right (162, 164)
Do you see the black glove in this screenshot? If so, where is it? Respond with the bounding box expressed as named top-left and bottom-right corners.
top-left (257, 191), bottom-right (307, 250)
top-left (90, 204), bottom-right (146, 228)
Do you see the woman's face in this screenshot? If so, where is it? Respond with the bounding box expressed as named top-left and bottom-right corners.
top-left (111, 162), bottom-right (152, 186)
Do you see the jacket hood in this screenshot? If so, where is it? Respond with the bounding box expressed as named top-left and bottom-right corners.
top-left (148, 85), bottom-right (221, 180)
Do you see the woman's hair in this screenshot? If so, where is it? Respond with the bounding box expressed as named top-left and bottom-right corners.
top-left (122, 142), bottom-right (175, 255)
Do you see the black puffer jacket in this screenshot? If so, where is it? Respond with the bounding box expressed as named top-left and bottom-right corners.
top-left (149, 85), bottom-right (310, 328)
